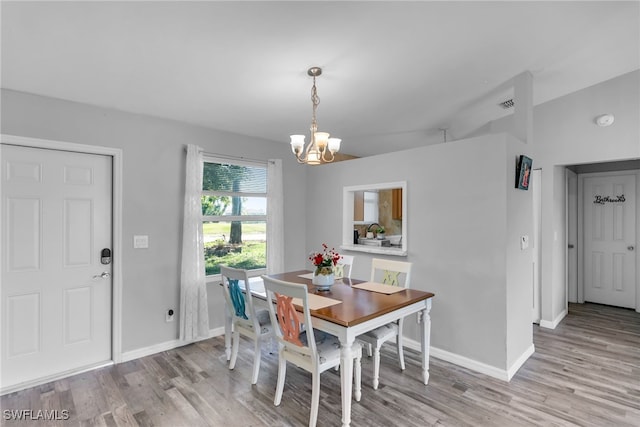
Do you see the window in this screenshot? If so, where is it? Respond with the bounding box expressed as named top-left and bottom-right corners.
top-left (202, 158), bottom-right (267, 276)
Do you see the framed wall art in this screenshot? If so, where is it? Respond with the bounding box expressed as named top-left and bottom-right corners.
top-left (515, 155), bottom-right (533, 190)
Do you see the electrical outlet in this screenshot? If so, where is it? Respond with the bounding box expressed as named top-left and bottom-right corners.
top-left (166, 309), bottom-right (174, 322)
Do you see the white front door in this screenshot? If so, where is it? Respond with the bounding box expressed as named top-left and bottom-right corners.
top-left (1, 145), bottom-right (112, 390)
top-left (583, 173), bottom-right (637, 308)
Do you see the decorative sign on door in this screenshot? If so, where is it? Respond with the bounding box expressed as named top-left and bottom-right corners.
top-left (593, 194), bottom-right (626, 204)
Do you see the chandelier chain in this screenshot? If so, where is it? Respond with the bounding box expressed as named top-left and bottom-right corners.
top-left (310, 76), bottom-right (320, 133)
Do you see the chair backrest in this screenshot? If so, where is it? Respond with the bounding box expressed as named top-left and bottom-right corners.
top-left (335, 254), bottom-right (355, 280)
top-left (221, 265), bottom-right (262, 329)
top-left (370, 258), bottom-right (412, 288)
top-left (262, 276), bottom-right (317, 359)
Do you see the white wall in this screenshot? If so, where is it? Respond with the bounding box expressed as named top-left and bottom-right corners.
top-left (492, 70), bottom-right (640, 326)
top-left (0, 89), bottom-right (308, 353)
top-left (304, 133), bottom-right (534, 375)
top-left (505, 139), bottom-right (535, 369)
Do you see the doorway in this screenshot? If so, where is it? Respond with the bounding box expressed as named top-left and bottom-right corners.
top-left (0, 136), bottom-right (123, 394)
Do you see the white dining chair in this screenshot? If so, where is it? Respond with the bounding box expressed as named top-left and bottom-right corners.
top-left (335, 254), bottom-right (355, 280)
top-left (221, 265), bottom-right (273, 385)
top-left (358, 258), bottom-right (412, 390)
top-left (262, 275), bottom-right (362, 427)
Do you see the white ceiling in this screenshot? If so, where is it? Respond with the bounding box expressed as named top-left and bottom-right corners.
top-left (2, 1), bottom-right (638, 157)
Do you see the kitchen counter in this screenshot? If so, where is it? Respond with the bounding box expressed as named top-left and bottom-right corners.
top-left (340, 244), bottom-right (407, 257)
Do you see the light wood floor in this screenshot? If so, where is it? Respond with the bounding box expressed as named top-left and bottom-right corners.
top-left (1, 303), bottom-right (639, 426)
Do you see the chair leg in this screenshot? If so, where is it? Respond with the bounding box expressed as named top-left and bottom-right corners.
top-left (310, 370), bottom-right (320, 427)
top-left (229, 330), bottom-right (240, 370)
top-left (372, 345), bottom-right (381, 390)
top-left (274, 354), bottom-right (286, 406)
top-left (251, 337), bottom-right (261, 384)
top-left (397, 333), bottom-right (406, 371)
top-left (354, 351), bottom-right (362, 402)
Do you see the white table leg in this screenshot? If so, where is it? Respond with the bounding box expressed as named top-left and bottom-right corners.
top-left (421, 299), bottom-right (432, 384)
top-left (339, 336), bottom-right (354, 427)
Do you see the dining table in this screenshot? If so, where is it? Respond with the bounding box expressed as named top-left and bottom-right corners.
top-left (222, 269), bottom-right (435, 427)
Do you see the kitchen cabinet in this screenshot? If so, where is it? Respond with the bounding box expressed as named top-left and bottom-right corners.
top-left (392, 188), bottom-right (402, 220)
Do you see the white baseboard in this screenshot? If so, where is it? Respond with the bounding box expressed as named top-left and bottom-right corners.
top-left (404, 338), bottom-right (534, 382)
top-left (208, 326), bottom-right (225, 338)
top-left (506, 344), bottom-right (535, 381)
top-left (121, 326), bottom-right (226, 362)
top-left (121, 339), bottom-right (182, 362)
top-left (539, 308), bottom-right (568, 329)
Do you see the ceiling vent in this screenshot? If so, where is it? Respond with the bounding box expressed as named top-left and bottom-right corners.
top-left (498, 98), bottom-right (515, 109)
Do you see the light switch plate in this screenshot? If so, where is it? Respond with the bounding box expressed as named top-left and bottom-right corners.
top-left (134, 235), bottom-right (149, 249)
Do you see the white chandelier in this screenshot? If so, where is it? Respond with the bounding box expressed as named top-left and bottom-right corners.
top-left (290, 67), bottom-right (341, 165)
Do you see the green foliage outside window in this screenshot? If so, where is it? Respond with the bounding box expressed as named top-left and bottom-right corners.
top-left (204, 241), bottom-right (266, 276)
top-left (201, 195), bottom-right (230, 216)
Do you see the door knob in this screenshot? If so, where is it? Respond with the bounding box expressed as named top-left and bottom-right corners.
top-left (628, 246), bottom-right (635, 251)
top-left (93, 272), bottom-right (111, 279)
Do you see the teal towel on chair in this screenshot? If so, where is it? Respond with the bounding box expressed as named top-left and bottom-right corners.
top-left (229, 279), bottom-right (248, 319)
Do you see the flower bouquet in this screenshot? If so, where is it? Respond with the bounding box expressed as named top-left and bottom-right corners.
top-left (309, 243), bottom-right (341, 290)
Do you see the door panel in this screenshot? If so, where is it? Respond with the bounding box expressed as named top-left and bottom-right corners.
top-left (1, 144), bottom-right (112, 390)
top-left (7, 198), bottom-right (41, 271)
top-left (64, 198), bottom-right (93, 266)
top-left (6, 292), bottom-right (40, 357)
top-left (64, 286), bottom-right (93, 344)
top-left (583, 174), bottom-right (636, 308)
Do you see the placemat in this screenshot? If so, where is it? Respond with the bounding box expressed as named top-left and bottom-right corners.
top-left (292, 293), bottom-right (342, 310)
top-left (352, 281), bottom-right (406, 294)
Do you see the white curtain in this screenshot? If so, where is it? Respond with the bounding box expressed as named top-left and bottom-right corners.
top-left (266, 159), bottom-right (284, 274)
top-left (179, 144), bottom-right (209, 341)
